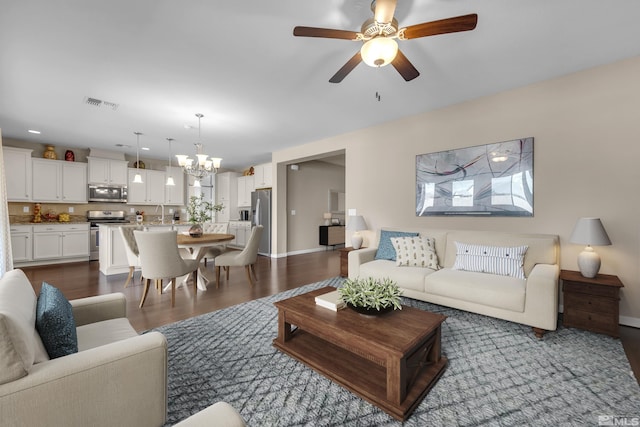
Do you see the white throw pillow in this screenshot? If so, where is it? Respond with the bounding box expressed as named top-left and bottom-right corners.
top-left (0, 269), bottom-right (50, 385)
top-left (391, 236), bottom-right (440, 269)
top-left (453, 242), bottom-right (528, 279)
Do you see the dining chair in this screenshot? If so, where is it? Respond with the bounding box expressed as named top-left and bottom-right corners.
top-left (214, 225), bottom-right (263, 288)
top-left (202, 222), bottom-right (230, 266)
top-left (133, 230), bottom-right (199, 308)
top-left (118, 225), bottom-right (143, 287)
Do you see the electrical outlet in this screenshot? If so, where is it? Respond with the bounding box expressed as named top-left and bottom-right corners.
top-left (169, 208), bottom-right (174, 214)
top-left (348, 208), bottom-right (357, 216)
top-left (23, 206), bottom-right (29, 213)
top-left (68, 207), bottom-right (74, 213)
top-left (291, 210), bottom-right (296, 215)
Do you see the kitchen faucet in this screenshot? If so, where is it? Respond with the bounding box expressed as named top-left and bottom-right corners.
top-left (155, 204), bottom-right (165, 224)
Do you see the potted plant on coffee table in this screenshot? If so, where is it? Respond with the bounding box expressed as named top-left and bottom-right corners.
top-left (339, 277), bottom-right (403, 315)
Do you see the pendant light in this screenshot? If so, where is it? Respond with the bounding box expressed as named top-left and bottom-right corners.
top-left (165, 137), bottom-right (175, 186)
top-left (133, 132), bottom-right (143, 184)
top-left (176, 113), bottom-right (222, 183)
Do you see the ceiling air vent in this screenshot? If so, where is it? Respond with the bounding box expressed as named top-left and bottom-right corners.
top-left (83, 97), bottom-right (119, 111)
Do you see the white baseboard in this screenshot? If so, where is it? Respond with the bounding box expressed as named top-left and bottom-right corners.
top-left (286, 247), bottom-right (328, 256)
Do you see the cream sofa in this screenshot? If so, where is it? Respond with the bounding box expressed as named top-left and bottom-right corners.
top-left (349, 228), bottom-right (560, 337)
top-left (0, 269), bottom-right (168, 427)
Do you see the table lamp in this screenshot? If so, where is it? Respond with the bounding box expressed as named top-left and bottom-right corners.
top-left (346, 215), bottom-right (368, 249)
top-left (323, 213), bottom-right (332, 225)
top-left (569, 217), bottom-right (611, 278)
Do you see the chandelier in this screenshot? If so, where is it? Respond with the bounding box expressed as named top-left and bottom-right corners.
top-left (175, 113), bottom-right (222, 185)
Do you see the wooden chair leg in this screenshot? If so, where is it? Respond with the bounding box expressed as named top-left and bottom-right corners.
top-left (250, 264), bottom-right (257, 282)
top-left (124, 266), bottom-right (134, 288)
top-left (139, 278), bottom-right (151, 308)
top-left (225, 266), bottom-right (230, 280)
top-left (216, 266), bottom-right (221, 289)
top-left (170, 278), bottom-right (176, 307)
top-left (245, 266), bottom-right (254, 287)
top-left (204, 258), bottom-right (208, 266)
top-left (156, 279), bottom-right (162, 295)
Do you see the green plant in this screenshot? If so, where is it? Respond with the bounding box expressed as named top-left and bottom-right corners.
top-left (339, 277), bottom-right (403, 311)
top-left (186, 194), bottom-right (223, 224)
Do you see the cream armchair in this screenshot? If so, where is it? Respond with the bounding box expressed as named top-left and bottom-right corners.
top-left (202, 222), bottom-right (230, 266)
top-left (0, 269), bottom-right (167, 427)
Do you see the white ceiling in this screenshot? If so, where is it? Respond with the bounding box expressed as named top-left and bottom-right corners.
top-left (1, 0), bottom-right (640, 171)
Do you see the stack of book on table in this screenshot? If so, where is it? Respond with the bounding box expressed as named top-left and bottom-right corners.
top-left (315, 290), bottom-right (346, 311)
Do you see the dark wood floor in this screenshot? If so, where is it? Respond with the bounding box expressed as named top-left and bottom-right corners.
top-left (18, 251), bottom-right (639, 384)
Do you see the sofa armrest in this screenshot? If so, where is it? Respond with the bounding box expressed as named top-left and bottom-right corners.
top-left (525, 264), bottom-right (560, 331)
top-left (0, 331), bottom-right (167, 427)
top-left (71, 293), bottom-right (127, 326)
top-left (348, 247), bottom-right (378, 279)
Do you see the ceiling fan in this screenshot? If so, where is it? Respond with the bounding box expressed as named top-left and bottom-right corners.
top-left (293, 0), bottom-right (477, 83)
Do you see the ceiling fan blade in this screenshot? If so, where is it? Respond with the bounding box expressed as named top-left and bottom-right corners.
top-left (329, 52), bottom-right (362, 83)
top-left (374, 0), bottom-right (397, 24)
top-left (391, 49), bottom-right (420, 81)
top-left (401, 14), bottom-right (478, 39)
top-left (293, 26), bottom-right (359, 40)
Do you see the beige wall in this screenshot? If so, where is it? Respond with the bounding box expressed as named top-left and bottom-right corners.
top-left (286, 160), bottom-right (345, 253)
top-left (273, 55), bottom-right (640, 324)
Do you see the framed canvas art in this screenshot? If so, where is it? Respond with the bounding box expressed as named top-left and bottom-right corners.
top-left (416, 137), bottom-right (534, 217)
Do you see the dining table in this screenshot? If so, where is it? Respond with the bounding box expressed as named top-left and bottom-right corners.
top-left (174, 232), bottom-right (234, 291)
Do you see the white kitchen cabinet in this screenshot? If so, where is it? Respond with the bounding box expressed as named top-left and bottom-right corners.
top-left (253, 163), bottom-right (273, 189)
top-left (228, 221), bottom-right (251, 248)
top-left (164, 166), bottom-right (185, 205)
top-left (3, 147), bottom-right (33, 201)
top-left (127, 169), bottom-right (166, 205)
top-left (10, 225), bottom-right (32, 263)
top-left (98, 224), bottom-right (129, 275)
top-left (32, 223), bottom-right (89, 260)
top-left (88, 157), bottom-right (128, 185)
top-left (237, 175), bottom-right (254, 207)
top-left (32, 159), bottom-right (87, 203)
top-left (215, 172), bottom-right (239, 222)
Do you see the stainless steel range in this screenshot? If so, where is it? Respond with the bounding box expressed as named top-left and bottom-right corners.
top-left (87, 210), bottom-right (130, 261)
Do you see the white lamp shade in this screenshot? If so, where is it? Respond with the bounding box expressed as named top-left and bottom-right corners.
top-left (346, 215), bottom-right (367, 231)
top-left (132, 173), bottom-right (143, 184)
top-left (210, 157), bottom-right (222, 168)
top-left (165, 175), bottom-right (175, 186)
top-left (360, 37), bottom-right (398, 67)
top-left (196, 154), bottom-right (208, 165)
top-left (570, 218), bottom-right (611, 246)
top-left (175, 154), bottom-right (188, 166)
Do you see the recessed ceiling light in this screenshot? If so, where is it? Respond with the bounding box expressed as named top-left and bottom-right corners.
top-left (28, 129), bottom-right (41, 134)
top-left (141, 147), bottom-right (150, 151)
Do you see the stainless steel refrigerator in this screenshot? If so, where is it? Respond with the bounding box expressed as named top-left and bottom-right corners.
top-left (251, 188), bottom-right (271, 256)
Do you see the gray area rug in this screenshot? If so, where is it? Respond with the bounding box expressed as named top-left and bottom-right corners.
top-left (153, 277), bottom-right (640, 426)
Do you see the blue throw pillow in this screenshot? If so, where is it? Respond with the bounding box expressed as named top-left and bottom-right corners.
top-left (35, 282), bottom-right (78, 359)
top-left (375, 230), bottom-right (419, 261)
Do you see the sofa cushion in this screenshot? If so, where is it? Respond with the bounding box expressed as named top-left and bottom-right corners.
top-left (359, 259), bottom-right (436, 292)
top-left (375, 230), bottom-right (419, 261)
top-left (36, 282), bottom-right (78, 359)
top-left (425, 268), bottom-right (526, 312)
top-left (453, 242), bottom-right (528, 279)
top-left (391, 236), bottom-right (440, 269)
top-left (76, 318), bottom-right (138, 351)
top-left (0, 269), bottom-right (50, 385)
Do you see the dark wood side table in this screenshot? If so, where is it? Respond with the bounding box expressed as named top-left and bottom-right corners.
top-left (560, 269), bottom-right (624, 337)
top-left (338, 247), bottom-right (357, 277)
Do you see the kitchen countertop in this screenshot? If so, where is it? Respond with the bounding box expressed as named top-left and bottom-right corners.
top-left (10, 215), bottom-right (87, 225)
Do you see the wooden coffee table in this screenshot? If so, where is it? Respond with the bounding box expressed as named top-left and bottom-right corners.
top-left (272, 286), bottom-right (447, 421)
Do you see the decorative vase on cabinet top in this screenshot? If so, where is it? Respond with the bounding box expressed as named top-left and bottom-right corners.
top-left (43, 145), bottom-right (57, 160)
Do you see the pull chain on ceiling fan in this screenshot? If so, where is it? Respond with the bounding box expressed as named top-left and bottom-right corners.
top-left (293, 0), bottom-right (478, 83)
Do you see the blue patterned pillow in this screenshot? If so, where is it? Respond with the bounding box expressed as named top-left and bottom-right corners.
top-left (375, 230), bottom-right (419, 261)
top-left (35, 282), bottom-right (78, 359)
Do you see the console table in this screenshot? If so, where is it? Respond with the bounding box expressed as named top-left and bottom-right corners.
top-left (319, 225), bottom-right (345, 249)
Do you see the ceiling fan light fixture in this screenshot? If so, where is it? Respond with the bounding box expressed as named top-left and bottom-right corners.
top-left (361, 36), bottom-right (398, 67)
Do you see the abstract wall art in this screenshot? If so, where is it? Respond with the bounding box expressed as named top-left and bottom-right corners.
top-left (416, 137), bottom-right (534, 217)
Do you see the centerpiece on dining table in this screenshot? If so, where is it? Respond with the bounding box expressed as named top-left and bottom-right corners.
top-left (186, 194), bottom-right (224, 237)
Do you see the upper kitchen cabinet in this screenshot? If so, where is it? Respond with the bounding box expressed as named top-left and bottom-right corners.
top-left (3, 147), bottom-right (33, 201)
top-left (32, 159), bottom-right (87, 203)
top-left (164, 166), bottom-right (185, 205)
top-left (127, 168), bottom-right (165, 205)
top-left (87, 157), bottom-right (128, 185)
top-left (237, 175), bottom-right (254, 208)
top-left (253, 163), bottom-right (273, 189)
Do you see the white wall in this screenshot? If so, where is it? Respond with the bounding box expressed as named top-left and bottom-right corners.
top-left (274, 55), bottom-right (640, 324)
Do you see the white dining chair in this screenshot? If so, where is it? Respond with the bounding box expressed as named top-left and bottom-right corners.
top-left (133, 230), bottom-right (199, 308)
top-left (214, 225), bottom-right (263, 288)
top-left (119, 225), bottom-right (143, 287)
top-left (202, 222), bottom-right (230, 266)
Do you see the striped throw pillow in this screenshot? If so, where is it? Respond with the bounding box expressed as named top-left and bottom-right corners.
top-left (452, 242), bottom-right (528, 279)
top-left (391, 236), bottom-right (440, 269)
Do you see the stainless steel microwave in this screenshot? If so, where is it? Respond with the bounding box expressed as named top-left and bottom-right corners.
top-left (88, 185), bottom-right (128, 203)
